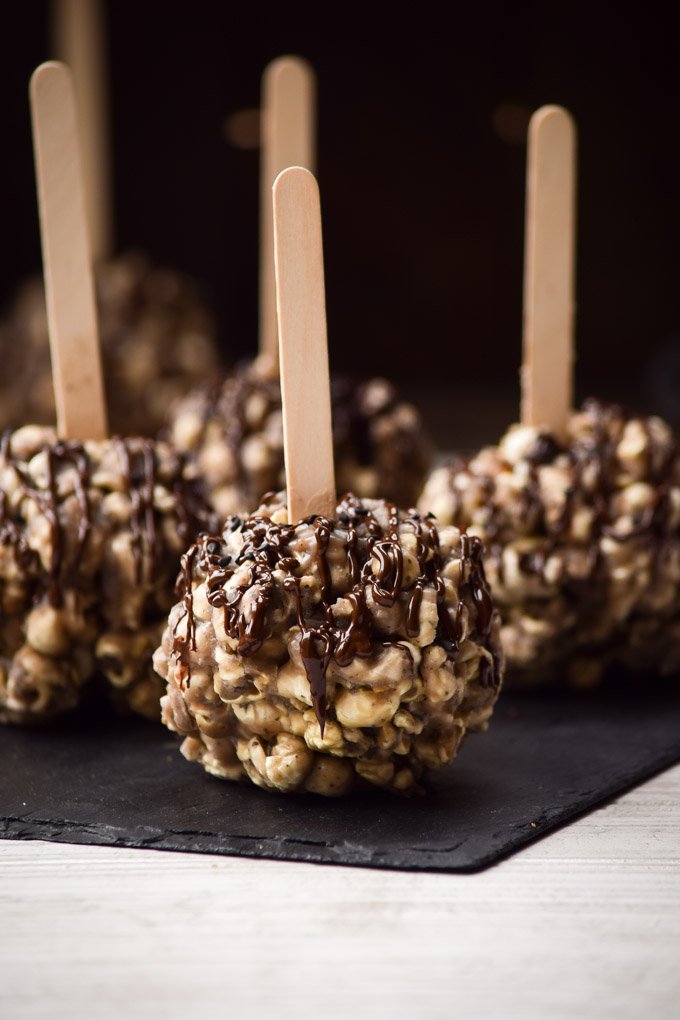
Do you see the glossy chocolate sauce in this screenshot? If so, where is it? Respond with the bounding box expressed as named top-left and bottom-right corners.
top-left (172, 496), bottom-right (500, 731)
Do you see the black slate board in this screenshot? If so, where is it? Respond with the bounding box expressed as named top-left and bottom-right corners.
top-left (2, 680), bottom-right (680, 872)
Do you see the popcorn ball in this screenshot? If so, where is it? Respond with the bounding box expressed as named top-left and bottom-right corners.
top-left (0, 425), bottom-right (214, 724)
top-left (0, 253), bottom-right (220, 437)
top-left (167, 360), bottom-right (433, 519)
top-left (419, 399), bottom-right (680, 687)
top-left (153, 493), bottom-right (503, 796)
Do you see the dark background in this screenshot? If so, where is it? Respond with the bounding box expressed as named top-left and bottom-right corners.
top-left (2, 4), bottom-right (680, 434)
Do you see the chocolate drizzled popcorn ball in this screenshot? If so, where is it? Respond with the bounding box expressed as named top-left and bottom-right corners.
top-left (0, 253), bottom-right (219, 436)
top-left (419, 399), bottom-right (680, 687)
top-left (167, 361), bottom-right (433, 519)
top-left (154, 494), bottom-right (503, 796)
top-left (0, 426), bottom-right (213, 724)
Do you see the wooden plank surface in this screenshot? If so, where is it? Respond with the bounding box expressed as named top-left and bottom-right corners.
top-left (1, 763), bottom-right (678, 1019)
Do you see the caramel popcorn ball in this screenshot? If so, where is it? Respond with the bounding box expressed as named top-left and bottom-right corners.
top-left (0, 253), bottom-right (220, 436)
top-left (153, 493), bottom-right (503, 796)
top-left (167, 360), bottom-right (433, 519)
top-left (0, 425), bottom-right (214, 724)
top-left (419, 399), bottom-right (680, 687)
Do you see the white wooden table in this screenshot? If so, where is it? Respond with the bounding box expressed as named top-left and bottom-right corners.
top-left (1, 764), bottom-right (679, 1020)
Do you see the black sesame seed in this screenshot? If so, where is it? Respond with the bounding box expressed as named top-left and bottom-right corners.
top-left (206, 540), bottom-right (221, 556)
top-left (306, 514), bottom-right (318, 524)
top-left (354, 507), bottom-right (369, 516)
top-left (338, 512), bottom-right (350, 525)
top-left (218, 556), bottom-right (232, 567)
top-left (426, 512), bottom-right (437, 520)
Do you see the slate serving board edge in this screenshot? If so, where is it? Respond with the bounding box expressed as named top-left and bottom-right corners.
top-left (3, 740), bottom-right (678, 874)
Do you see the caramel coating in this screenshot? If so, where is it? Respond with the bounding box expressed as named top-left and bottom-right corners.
top-left (153, 494), bottom-right (503, 796)
top-left (0, 253), bottom-right (220, 436)
top-left (0, 426), bottom-right (214, 724)
top-left (419, 400), bottom-right (680, 687)
top-left (167, 361), bottom-right (433, 519)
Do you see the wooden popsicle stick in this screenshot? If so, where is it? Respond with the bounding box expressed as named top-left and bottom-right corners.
top-left (52, 0), bottom-right (112, 262)
top-left (273, 167), bottom-right (335, 522)
top-left (259, 57), bottom-right (316, 372)
top-left (521, 105), bottom-right (577, 439)
top-left (30, 62), bottom-right (108, 441)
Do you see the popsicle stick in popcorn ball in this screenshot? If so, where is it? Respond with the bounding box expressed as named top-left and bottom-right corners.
top-left (521, 105), bottom-right (575, 440)
top-left (0, 6), bottom-right (219, 437)
top-left (167, 56), bottom-right (432, 519)
top-left (419, 106), bottom-right (680, 689)
top-left (31, 60), bottom-right (108, 442)
top-left (0, 64), bottom-right (213, 725)
top-left (274, 168), bottom-right (335, 522)
top-left (153, 167), bottom-right (503, 796)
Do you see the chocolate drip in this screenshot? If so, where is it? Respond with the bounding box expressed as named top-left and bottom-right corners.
top-left (344, 517), bottom-right (361, 585)
top-left (172, 496), bottom-right (500, 726)
top-left (299, 630), bottom-right (332, 732)
top-left (312, 517), bottom-right (332, 601)
top-left (461, 533), bottom-right (494, 639)
top-left (284, 577), bottom-right (333, 732)
top-left (334, 586), bottom-right (373, 666)
top-left (173, 546), bottom-right (198, 683)
top-left (459, 534), bottom-right (501, 688)
top-left (422, 522), bottom-right (499, 685)
top-left (406, 580), bottom-right (424, 637)
top-left (370, 505), bottom-right (404, 606)
top-left (433, 573), bottom-right (460, 655)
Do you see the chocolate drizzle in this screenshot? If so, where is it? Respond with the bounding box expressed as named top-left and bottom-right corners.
top-left (15, 440), bottom-right (94, 607)
top-left (114, 438), bottom-right (159, 584)
top-left (284, 576), bottom-right (334, 731)
top-left (0, 429), bottom-right (211, 612)
top-left (174, 546), bottom-right (198, 681)
top-left (371, 505), bottom-right (404, 606)
top-left (0, 488), bottom-right (32, 572)
top-left (172, 495), bottom-right (501, 731)
top-left (446, 401), bottom-right (678, 592)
